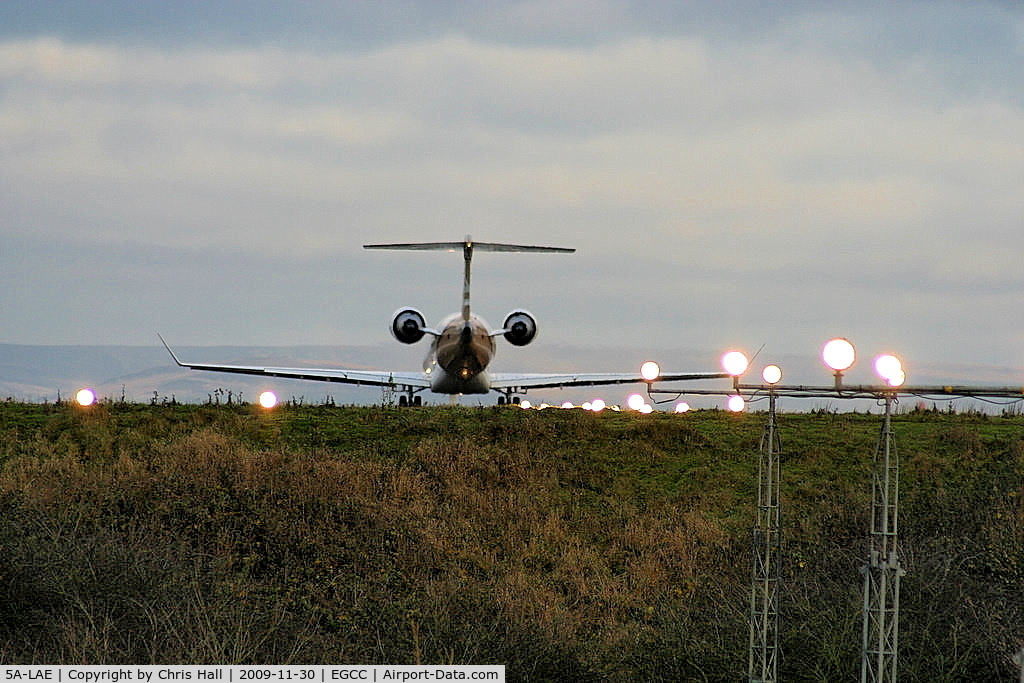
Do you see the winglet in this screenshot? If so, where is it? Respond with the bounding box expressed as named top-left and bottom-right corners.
top-left (157, 334), bottom-right (186, 367)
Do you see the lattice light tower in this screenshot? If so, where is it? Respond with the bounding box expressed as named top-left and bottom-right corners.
top-left (860, 356), bottom-right (908, 683)
top-left (749, 364), bottom-right (783, 683)
top-left (860, 391), bottom-right (905, 681)
top-left (647, 343), bottom-right (1024, 678)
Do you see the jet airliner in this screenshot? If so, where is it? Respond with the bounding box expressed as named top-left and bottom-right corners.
top-left (161, 237), bottom-right (728, 405)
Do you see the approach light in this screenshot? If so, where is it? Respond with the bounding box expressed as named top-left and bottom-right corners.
top-left (874, 354), bottom-right (901, 381)
top-left (627, 393), bottom-right (645, 411)
top-left (258, 391), bottom-right (278, 409)
top-left (520, 400), bottom-right (532, 410)
top-left (762, 364), bottom-right (783, 385)
top-left (822, 338), bottom-right (856, 372)
top-left (640, 361), bottom-right (661, 382)
top-left (721, 351), bottom-right (749, 377)
top-left (639, 403), bottom-right (654, 414)
top-left (590, 398), bottom-right (606, 412)
top-left (76, 388), bottom-right (96, 407)
top-left (887, 370), bottom-right (906, 388)
top-left (727, 394), bottom-right (746, 412)
top-left (561, 401), bottom-right (574, 410)
top-left (674, 402), bottom-right (690, 413)
top-left (874, 354), bottom-right (906, 387)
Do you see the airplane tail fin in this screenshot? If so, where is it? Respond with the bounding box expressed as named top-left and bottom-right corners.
top-left (364, 237), bottom-right (574, 321)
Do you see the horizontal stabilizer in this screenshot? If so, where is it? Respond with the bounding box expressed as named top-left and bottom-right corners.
top-left (364, 239), bottom-right (574, 254)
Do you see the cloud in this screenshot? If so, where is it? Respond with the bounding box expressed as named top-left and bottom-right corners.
top-left (2, 34), bottom-right (1019, 244)
top-left (1, 9), bottom-right (1023, 369)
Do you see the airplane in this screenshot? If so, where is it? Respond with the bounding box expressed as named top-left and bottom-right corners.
top-left (160, 236), bottom-right (730, 406)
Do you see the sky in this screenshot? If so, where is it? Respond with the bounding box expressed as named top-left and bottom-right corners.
top-left (2, 1), bottom-right (1024, 388)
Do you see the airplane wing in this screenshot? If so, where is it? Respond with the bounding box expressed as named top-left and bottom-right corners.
top-left (489, 371), bottom-right (731, 391)
top-left (159, 336), bottom-right (431, 388)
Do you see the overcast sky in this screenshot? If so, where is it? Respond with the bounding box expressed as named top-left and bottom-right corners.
top-left (2, 1), bottom-right (1023, 386)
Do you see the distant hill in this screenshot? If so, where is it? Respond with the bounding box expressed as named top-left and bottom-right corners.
top-left (0, 343), bottom-right (401, 405)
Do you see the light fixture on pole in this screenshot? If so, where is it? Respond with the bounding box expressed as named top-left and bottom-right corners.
top-left (823, 338), bottom-right (856, 391)
top-left (722, 350), bottom-right (750, 391)
top-left (762, 364), bottom-right (783, 386)
top-left (728, 394), bottom-right (746, 412)
top-left (640, 360), bottom-right (661, 382)
top-left (874, 354), bottom-right (906, 388)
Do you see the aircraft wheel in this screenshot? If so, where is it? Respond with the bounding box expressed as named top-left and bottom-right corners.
top-left (413, 396), bottom-right (422, 406)
top-left (497, 396), bottom-right (506, 406)
top-left (399, 396), bottom-right (408, 407)
top-left (512, 396), bottom-right (521, 405)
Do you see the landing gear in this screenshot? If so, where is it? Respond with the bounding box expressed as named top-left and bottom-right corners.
top-left (398, 390), bottom-right (422, 407)
top-left (497, 393), bottom-right (521, 406)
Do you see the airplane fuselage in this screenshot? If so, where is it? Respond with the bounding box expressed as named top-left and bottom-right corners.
top-left (427, 313), bottom-right (495, 394)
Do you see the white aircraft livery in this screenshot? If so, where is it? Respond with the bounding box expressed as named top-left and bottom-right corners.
top-left (161, 237), bottom-right (728, 405)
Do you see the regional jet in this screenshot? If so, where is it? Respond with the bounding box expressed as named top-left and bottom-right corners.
top-left (161, 237), bottom-right (728, 405)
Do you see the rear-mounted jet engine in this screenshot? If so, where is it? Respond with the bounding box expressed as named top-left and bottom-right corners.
top-left (391, 308), bottom-right (428, 344)
top-left (503, 309), bottom-right (537, 346)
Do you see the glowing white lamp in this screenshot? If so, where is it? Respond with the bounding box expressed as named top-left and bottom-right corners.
top-left (627, 393), bottom-right (646, 411)
top-left (874, 354), bottom-right (905, 387)
top-left (258, 391), bottom-right (278, 409)
top-left (639, 403), bottom-right (654, 414)
top-left (727, 394), bottom-right (746, 412)
top-left (520, 400), bottom-right (532, 410)
top-left (874, 354), bottom-right (901, 381)
top-left (674, 402), bottom-right (690, 413)
top-left (561, 401), bottom-right (574, 409)
top-left (590, 399), bottom-right (606, 412)
top-left (76, 388), bottom-right (96, 407)
top-left (721, 351), bottom-right (749, 377)
top-left (762, 364), bottom-right (782, 385)
top-left (822, 338), bottom-right (856, 372)
top-left (640, 361), bottom-right (661, 382)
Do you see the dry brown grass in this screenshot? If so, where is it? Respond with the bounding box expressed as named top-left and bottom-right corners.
top-left (0, 403), bottom-right (1020, 680)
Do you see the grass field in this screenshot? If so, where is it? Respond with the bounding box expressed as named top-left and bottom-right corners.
top-left (0, 401), bottom-right (1021, 680)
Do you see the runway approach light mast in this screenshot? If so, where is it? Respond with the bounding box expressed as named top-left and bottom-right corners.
top-left (859, 353), bottom-right (905, 683)
top-left (749, 362), bottom-right (783, 682)
top-left (638, 340), bottom-right (1024, 681)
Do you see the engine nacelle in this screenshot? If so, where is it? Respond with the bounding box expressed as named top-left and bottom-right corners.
top-left (502, 309), bottom-right (537, 346)
top-left (391, 308), bottom-right (428, 344)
